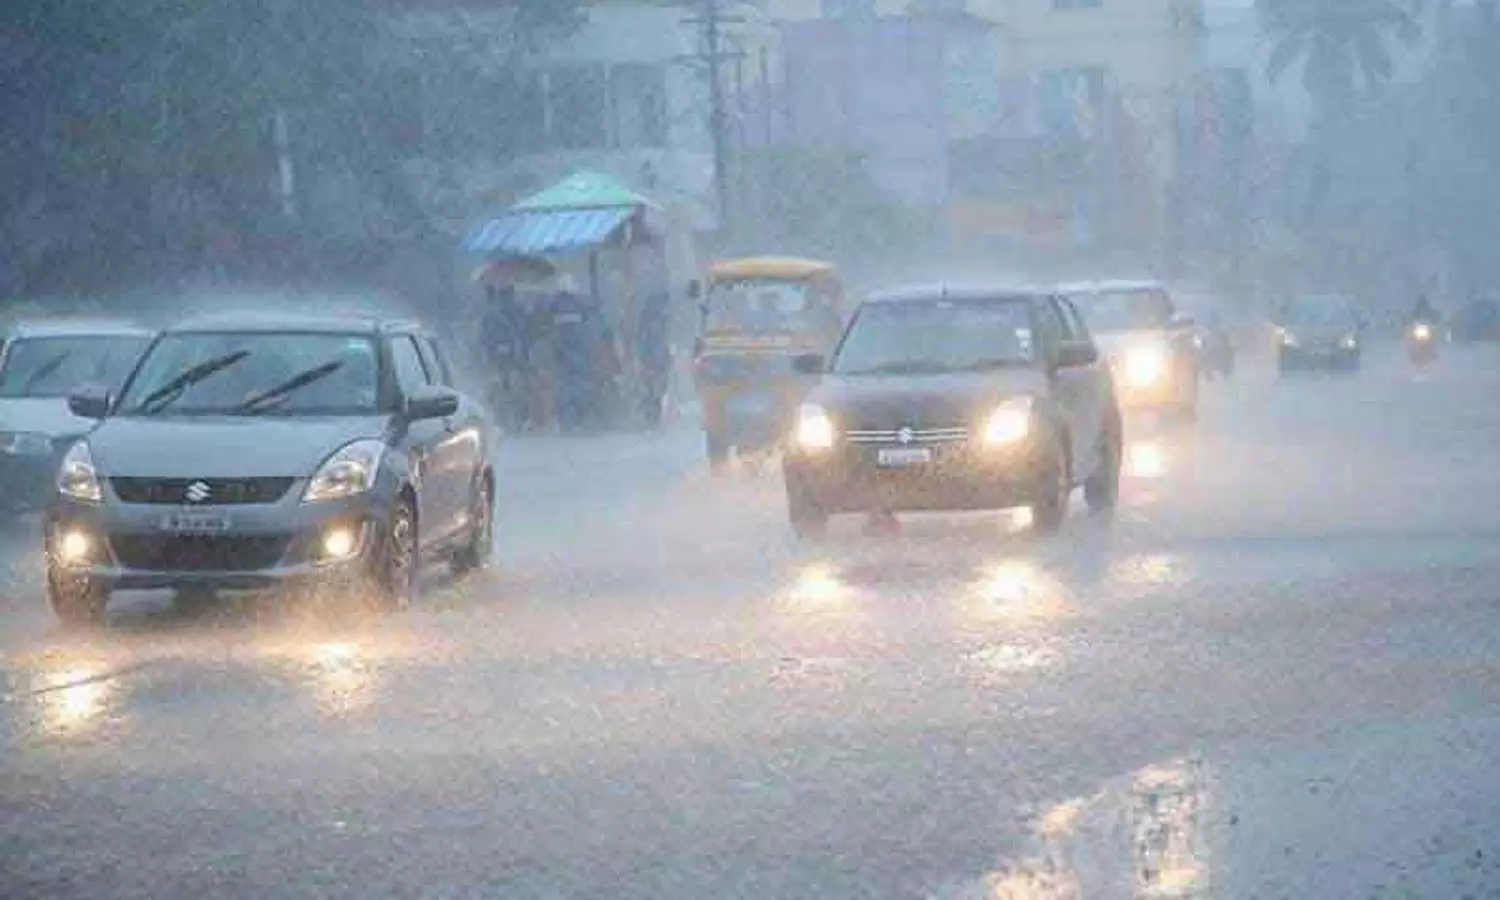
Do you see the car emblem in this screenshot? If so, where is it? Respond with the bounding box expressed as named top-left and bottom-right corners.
top-left (184, 481), bottom-right (212, 504)
top-left (897, 427), bottom-right (915, 445)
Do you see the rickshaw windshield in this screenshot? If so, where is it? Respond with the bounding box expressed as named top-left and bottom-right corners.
top-left (704, 279), bottom-right (833, 334)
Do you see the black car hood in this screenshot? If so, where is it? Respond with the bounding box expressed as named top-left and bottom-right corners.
top-left (809, 370), bottom-right (1048, 430)
top-left (88, 415), bottom-right (391, 478)
top-left (0, 397), bottom-right (95, 440)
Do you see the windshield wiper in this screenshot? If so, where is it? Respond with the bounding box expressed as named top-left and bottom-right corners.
top-left (135, 350), bottom-right (250, 415)
top-left (235, 360), bottom-right (345, 413)
top-left (19, 350), bottom-right (71, 392)
top-left (954, 357), bottom-right (1027, 372)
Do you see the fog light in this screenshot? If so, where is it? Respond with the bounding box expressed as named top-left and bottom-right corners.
top-left (58, 530), bottom-right (93, 564)
top-left (321, 526), bottom-right (359, 561)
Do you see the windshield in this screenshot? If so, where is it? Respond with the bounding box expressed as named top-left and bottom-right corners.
top-left (833, 298), bottom-right (1034, 375)
top-left (1073, 288), bottom-right (1174, 332)
top-left (116, 332), bottom-right (380, 416)
top-left (1282, 297), bottom-right (1357, 329)
top-left (704, 279), bottom-right (836, 334)
top-left (0, 335), bottom-right (149, 399)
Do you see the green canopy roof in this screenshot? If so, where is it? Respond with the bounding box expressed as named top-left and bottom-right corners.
top-left (514, 170), bottom-right (657, 212)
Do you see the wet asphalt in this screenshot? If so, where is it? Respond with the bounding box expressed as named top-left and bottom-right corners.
top-left (4, 344), bottom-right (1500, 899)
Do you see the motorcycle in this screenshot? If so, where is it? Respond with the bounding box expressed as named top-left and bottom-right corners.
top-left (1406, 320), bottom-right (1439, 366)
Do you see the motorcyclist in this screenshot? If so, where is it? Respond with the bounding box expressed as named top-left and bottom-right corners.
top-left (1409, 295), bottom-right (1441, 327)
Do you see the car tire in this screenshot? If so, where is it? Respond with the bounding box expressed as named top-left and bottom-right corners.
top-left (451, 476), bottom-right (494, 576)
top-left (1084, 413), bottom-right (1122, 515)
top-left (48, 572), bottom-right (108, 627)
top-left (368, 498), bottom-right (417, 613)
top-left (787, 485), bottom-right (829, 542)
top-left (1029, 438), bottom-right (1070, 536)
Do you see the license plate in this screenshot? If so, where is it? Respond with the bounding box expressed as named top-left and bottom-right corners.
top-left (877, 447), bottom-right (933, 468)
top-left (160, 512), bottom-right (232, 533)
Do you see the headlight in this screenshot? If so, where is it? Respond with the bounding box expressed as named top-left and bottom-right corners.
top-left (56, 441), bottom-right (103, 503)
top-left (983, 397), bottom-right (1033, 446)
top-left (795, 404), bottom-right (836, 451)
top-left (1123, 346), bottom-right (1169, 388)
top-left (0, 431), bottom-right (52, 457)
top-left (1412, 323), bottom-right (1432, 341)
top-left (303, 440), bottom-right (385, 503)
top-left (1342, 335), bottom-right (1360, 350)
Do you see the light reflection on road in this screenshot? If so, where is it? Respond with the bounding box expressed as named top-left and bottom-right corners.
top-left (964, 559), bottom-right (1071, 624)
top-left (775, 562), bottom-right (856, 617)
top-left (1126, 441), bottom-right (1169, 479)
top-left (36, 668), bottom-right (115, 736)
top-left (946, 758), bottom-right (1210, 899)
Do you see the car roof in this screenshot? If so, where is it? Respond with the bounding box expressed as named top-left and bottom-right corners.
top-left (163, 312), bottom-right (423, 335)
top-left (1058, 279), bottom-right (1167, 295)
top-left (3, 318), bottom-right (154, 340)
top-left (865, 283), bottom-right (1050, 305)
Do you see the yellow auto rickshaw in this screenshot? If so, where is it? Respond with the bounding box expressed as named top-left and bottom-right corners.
top-left (690, 257), bottom-right (848, 473)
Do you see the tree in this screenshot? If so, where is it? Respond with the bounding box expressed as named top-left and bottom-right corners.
top-left (1258, 0), bottom-right (1423, 117)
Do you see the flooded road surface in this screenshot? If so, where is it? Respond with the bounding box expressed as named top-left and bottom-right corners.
top-left (6, 345), bottom-right (1500, 898)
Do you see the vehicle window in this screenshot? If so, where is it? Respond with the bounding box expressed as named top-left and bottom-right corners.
top-left (390, 335), bottom-right (431, 395)
top-left (418, 336), bottom-right (453, 386)
top-left (1283, 297), bottom-right (1356, 328)
top-left (704, 279), bottom-right (836, 335)
top-left (116, 332), bottom-right (379, 416)
top-left (1073, 288), bottom-right (1174, 332)
top-left (833, 297), bottom-right (1035, 375)
top-left (1058, 297), bottom-right (1092, 341)
top-left (0, 335), bottom-right (150, 399)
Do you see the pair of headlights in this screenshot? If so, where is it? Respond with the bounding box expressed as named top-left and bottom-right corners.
top-left (795, 397), bottom-right (1034, 452)
top-left (56, 440), bottom-right (387, 505)
top-left (1278, 330), bottom-right (1359, 350)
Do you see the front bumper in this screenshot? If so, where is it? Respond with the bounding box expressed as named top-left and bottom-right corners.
top-left (784, 437), bottom-right (1050, 514)
top-left (47, 490), bottom-right (391, 592)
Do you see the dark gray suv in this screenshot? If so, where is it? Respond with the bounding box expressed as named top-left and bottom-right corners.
top-left (46, 313), bottom-right (494, 624)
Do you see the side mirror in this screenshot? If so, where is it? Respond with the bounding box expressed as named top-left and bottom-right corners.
top-left (792, 353), bottom-right (826, 376)
top-left (68, 386), bottom-right (112, 420)
top-left (404, 386), bottom-right (459, 421)
top-left (1055, 342), bottom-right (1099, 369)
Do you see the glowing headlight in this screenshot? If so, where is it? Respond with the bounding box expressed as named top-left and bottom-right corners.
top-left (320, 525), bottom-right (361, 561)
top-left (56, 441), bottom-right (103, 503)
top-left (795, 404), bottom-right (836, 451)
top-left (984, 397), bottom-right (1033, 446)
top-left (57, 529), bottom-right (93, 564)
top-left (303, 440), bottom-right (385, 503)
top-left (1123, 346), bottom-right (1169, 388)
top-left (1412, 323), bottom-right (1433, 341)
top-left (0, 431), bottom-right (52, 457)
top-left (1342, 335), bottom-right (1360, 350)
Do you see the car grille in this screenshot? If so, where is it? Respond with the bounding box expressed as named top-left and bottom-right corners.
top-left (110, 535), bottom-right (291, 572)
top-left (845, 426), bottom-right (970, 445)
top-left (110, 477), bottom-right (296, 506)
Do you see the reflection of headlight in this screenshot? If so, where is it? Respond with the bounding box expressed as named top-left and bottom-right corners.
top-left (795, 404), bottom-right (836, 451)
top-left (56, 441), bottom-right (103, 503)
top-left (303, 440), bottom-right (385, 503)
top-left (1123, 346), bottom-right (1169, 387)
top-left (1412, 323), bottom-right (1433, 341)
top-left (983, 397), bottom-right (1033, 446)
top-left (0, 431), bottom-right (52, 457)
top-left (1342, 335), bottom-right (1360, 349)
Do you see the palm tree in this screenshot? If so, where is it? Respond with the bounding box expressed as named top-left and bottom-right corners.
top-left (1258, 0), bottom-right (1424, 116)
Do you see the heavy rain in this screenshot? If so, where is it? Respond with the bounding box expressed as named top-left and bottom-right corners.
top-left (4, 1), bottom-right (1500, 897)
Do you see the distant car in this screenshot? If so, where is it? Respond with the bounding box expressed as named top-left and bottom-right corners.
top-left (782, 285), bottom-right (1122, 539)
top-left (0, 320), bottom-right (152, 515)
top-left (1275, 294), bottom-right (1364, 373)
top-left (45, 313), bottom-right (495, 624)
top-left (1061, 280), bottom-right (1200, 422)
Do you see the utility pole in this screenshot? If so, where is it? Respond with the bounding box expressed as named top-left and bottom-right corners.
top-left (704, 0), bottom-right (731, 235)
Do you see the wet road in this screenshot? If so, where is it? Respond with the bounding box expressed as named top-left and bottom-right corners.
top-left (6, 345), bottom-right (1500, 898)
